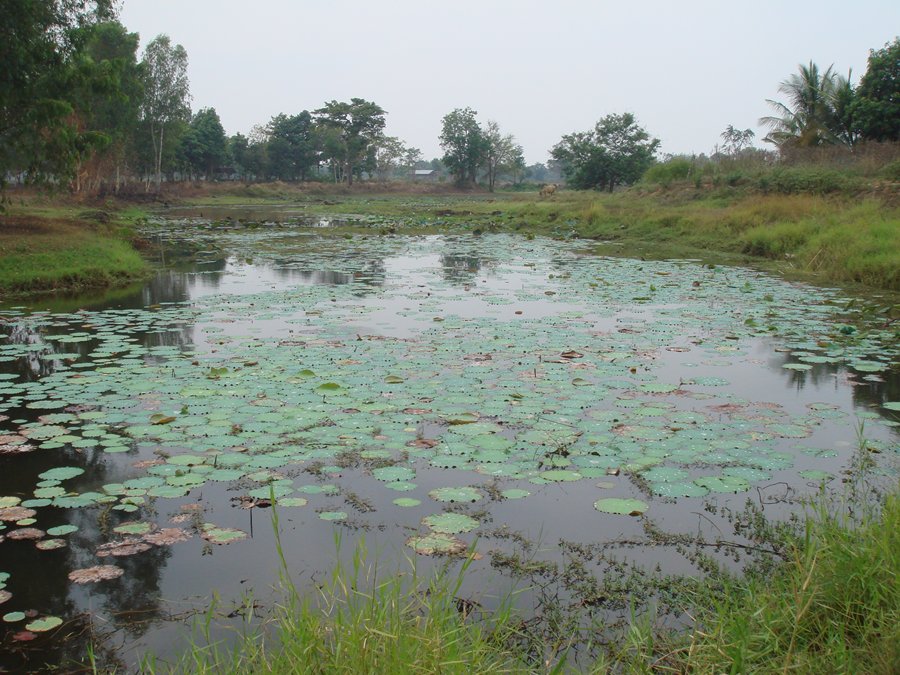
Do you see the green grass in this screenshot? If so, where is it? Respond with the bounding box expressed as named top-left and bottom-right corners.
top-left (673, 490), bottom-right (900, 674)
top-left (163, 174), bottom-right (900, 290)
top-left (142, 482), bottom-right (899, 674)
top-left (144, 530), bottom-right (533, 674)
top-left (0, 214), bottom-right (149, 296)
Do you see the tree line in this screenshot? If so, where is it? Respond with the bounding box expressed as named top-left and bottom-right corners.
top-left (1, 2), bottom-right (897, 197)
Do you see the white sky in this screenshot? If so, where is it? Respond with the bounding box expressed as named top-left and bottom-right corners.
top-left (119, 0), bottom-right (899, 164)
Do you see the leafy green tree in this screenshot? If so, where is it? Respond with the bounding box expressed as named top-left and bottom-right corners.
top-left (140, 34), bottom-right (191, 190)
top-left (266, 112), bottom-right (318, 181)
top-left (551, 113), bottom-right (659, 191)
top-left (854, 38), bottom-right (899, 142)
top-left (759, 62), bottom-right (851, 148)
top-left (482, 120), bottom-right (523, 192)
top-left (228, 133), bottom-right (249, 179)
top-left (74, 21), bottom-right (145, 192)
top-left (313, 99), bottom-right (386, 185)
top-left (0, 0), bottom-right (115, 193)
top-left (440, 108), bottom-right (486, 186)
top-left (373, 136), bottom-right (406, 181)
top-left (180, 107), bottom-right (227, 178)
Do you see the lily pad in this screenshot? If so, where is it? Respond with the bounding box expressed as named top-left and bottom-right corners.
top-left (201, 526), bottom-right (248, 544)
top-left (392, 498), bottom-right (421, 507)
top-left (593, 498), bottom-right (648, 516)
top-left (422, 513), bottom-right (479, 534)
top-left (68, 565), bottom-right (124, 584)
top-left (500, 489), bottom-right (530, 500)
top-left (406, 533), bottom-right (467, 556)
top-left (318, 511), bottom-right (347, 521)
top-left (26, 616), bottom-right (63, 632)
top-left (540, 470), bottom-right (582, 482)
top-left (429, 486), bottom-right (483, 503)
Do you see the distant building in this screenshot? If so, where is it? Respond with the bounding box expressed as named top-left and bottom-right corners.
top-left (412, 169), bottom-right (437, 181)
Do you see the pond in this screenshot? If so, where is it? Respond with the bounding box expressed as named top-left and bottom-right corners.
top-left (0, 218), bottom-right (897, 670)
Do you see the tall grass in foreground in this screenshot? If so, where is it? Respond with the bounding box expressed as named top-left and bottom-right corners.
top-left (671, 489), bottom-right (900, 674)
top-left (144, 518), bottom-right (532, 674)
top-left (143, 484), bottom-right (899, 674)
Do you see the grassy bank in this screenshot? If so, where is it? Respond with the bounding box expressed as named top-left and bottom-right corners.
top-left (147, 485), bottom-right (898, 674)
top-left (674, 490), bottom-right (899, 674)
top-left (0, 204), bottom-right (149, 297)
top-left (175, 177), bottom-right (900, 291)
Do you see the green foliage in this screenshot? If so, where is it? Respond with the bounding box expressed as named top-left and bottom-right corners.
top-left (151, 536), bottom-right (529, 674)
top-left (482, 120), bottom-right (524, 192)
top-left (0, 220), bottom-right (147, 294)
top-left (643, 158), bottom-right (693, 186)
top-left (551, 113), bottom-right (660, 191)
top-left (180, 107), bottom-right (227, 178)
top-left (854, 38), bottom-right (900, 142)
top-left (0, 0), bottom-right (116, 191)
top-left (140, 34), bottom-right (191, 189)
top-left (756, 166), bottom-right (858, 194)
top-left (74, 21), bottom-right (145, 189)
top-left (760, 62), bottom-right (855, 149)
top-left (440, 107), bottom-right (487, 187)
top-left (681, 491), bottom-right (900, 673)
top-left (265, 111), bottom-right (318, 181)
top-left (314, 99), bottom-right (386, 186)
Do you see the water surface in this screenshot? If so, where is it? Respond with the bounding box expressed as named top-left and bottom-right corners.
top-left (0, 224), bottom-right (897, 670)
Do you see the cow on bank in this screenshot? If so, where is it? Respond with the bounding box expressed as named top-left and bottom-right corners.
top-left (539, 183), bottom-right (558, 198)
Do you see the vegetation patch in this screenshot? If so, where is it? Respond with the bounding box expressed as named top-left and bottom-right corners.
top-left (0, 214), bottom-right (148, 296)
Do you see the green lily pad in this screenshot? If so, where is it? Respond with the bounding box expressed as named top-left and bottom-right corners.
top-left (277, 497), bottom-right (308, 507)
top-left (26, 616), bottom-right (63, 632)
top-left (540, 470), bottom-right (582, 482)
top-left (113, 522), bottom-right (152, 536)
top-left (406, 533), bottom-right (467, 556)
top-left (372, 466), bottom-right (415, 482)
top-left (500, 489), bottom-right (530, 500)
top-left (318, 511), bottom-right (347, 521)
top-left (593, 498), bottom-right (648, 516)
top-left (422, 513), bottom-right (479, 534)
top-left (37, 467), bottom-right (84, 482)
top-left (393, 498), bottom-right (421, 507)
top-left (429, 487), bottom-right (483, 503)
top-left (201, 526), bottom-right (248, 544)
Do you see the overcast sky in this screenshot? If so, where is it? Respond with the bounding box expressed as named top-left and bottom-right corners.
top-left (119, 1), bottom-right (898, 164)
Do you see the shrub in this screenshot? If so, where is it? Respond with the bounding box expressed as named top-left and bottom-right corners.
top-left (643, 159), bottom-right (693, 186)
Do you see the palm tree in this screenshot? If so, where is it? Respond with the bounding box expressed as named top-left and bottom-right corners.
top-left (760, 62), bottom-right (850, 148)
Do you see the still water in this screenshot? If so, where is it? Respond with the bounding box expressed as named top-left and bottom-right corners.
top-left (0, 220), bottom-right (896, 670)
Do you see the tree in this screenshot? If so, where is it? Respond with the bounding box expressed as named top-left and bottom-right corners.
top-left (180, 107), bottom-right (227, 178)
top-left (373, 136), bottom-right (406, 181)
top-left (720, 125), bottom-right (755, 156)
top-left (403, 146), bottom-right (423, 176)
top-left (313, 99), bottom-right (386, 186)
top-left (482, 121), bottom-right (523, 192)
top-left (0, 0), bottom-right (116, 193)
top-left (140, 34), bottom-right (190, 190)
top-left (854, 38), bottom-right (900, 142)
top-left (440, 108), bottom-right (486, 187)
top-left (759, 62), bottom-right (850, 148)
top-left (550, 113), bottom-right (659, 191)
top-left (228, 133), bottom-right (249, 180)
top-left (266, 111), bottom-right (318, 181)
top-left (73, 21), bottom-right (145, 192)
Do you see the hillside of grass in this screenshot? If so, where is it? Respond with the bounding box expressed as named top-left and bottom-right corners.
top-left (0, 205), bottom-right (149, 297)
